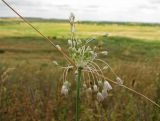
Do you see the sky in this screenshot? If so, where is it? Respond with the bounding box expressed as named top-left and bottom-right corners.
top-left (0, 0), bottom-right (160, 23)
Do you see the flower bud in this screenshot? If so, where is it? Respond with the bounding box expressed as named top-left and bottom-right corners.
top-left (90, 51), bottom-right (94, 55)
top-left (77, 39), bottom-right (82, 45)
top-left (103, 65), bottom-right (108, 70)
top-left (68, 40), bottom-right (72, 46)
top-left (73, 41), bottom-right (76, 47)
top-left (52, 61), bottom-right (58, 66)
top-left (64, 81), bottom-right (71, 88)
top-left (93, 84), bottom-right (98, 92)
top-left (101, 51), bottom-right (108, 56)
top-left (69, 12), bottom-right (75, 23)
top-left (86, 46), bottom-right (91, 51)
top-left (56, 45), bottom-right (61, 51)
top-left (74, 70), bottom-right (78, 75)
top-left (83, 83), bottom-right (87, 89)
top-left (92, 53), bottom-right (97, 59)
top-left (98, 80), bottom-right (103, 86)
top-left (75, 75), bottom-right (78, 81)
top-left (116, 77), bottom-right (123, 85)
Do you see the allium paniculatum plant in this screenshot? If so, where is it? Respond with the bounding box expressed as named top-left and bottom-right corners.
top-left (54, 13), bottom-right (123, 121)
top-left (53, 13), bottom-right (124, 121)
top-left (57, 13), bottom-right (123, 102)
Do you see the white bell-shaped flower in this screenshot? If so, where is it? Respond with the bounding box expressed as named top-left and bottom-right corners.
top-left (87, 87), bottom-right (92, 93)
top-left (83, 83), bottom-right (87, 89)
top-left (102, 89), bottom-right (108, 98)
top-left (97, 92), bottom-right (104, 102)
top-left (64, 81), bottom-right (71, 88)
top-left (68, 40), bottom-right (72, 46)
top-left (103, 80), bottom-right (112, 91)
top-left (61, 85), bottom-right (68, 96)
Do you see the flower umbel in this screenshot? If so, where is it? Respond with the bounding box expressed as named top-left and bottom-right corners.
top-left (57, 13), bottom-right (122, 102)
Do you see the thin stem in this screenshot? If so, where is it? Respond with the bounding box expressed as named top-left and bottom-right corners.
top-left (87, 71), bottom-right (91, 86)
top-left (63, 68), bottom-right (67, 83)
top-left (90, 61), bottom-right (105, 80)
top-left (65, 67), bottom-right (69, 82)
top-left (87, 64), bottom-right (101, 84)
top-left (96, 59), bottom-right (118, 77)
top-left (82, 72), bottom-right (87, 85)
top-left (76, 67), bottom-right (82, 121)
top-left (106, 76), bottom-right (160, 108)
top-left (86, 66), bottom-right (96, 84)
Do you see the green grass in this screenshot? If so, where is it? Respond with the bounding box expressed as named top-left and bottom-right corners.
top-left (1, 18), bottom-right (160, 41)
top-left (0, 35), bottom-right (159, 65)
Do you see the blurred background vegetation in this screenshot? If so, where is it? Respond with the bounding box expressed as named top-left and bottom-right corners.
top-left (0, 18), bottom-right (160, 121)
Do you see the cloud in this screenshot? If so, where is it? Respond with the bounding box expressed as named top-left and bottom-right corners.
top-left (0, 0), bottom-right (160, 23)
top-left (150, 0), bottom-right (160, 4)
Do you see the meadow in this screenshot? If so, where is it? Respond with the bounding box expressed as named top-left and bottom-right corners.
top-left (0, 18), bottom-right (160, 121)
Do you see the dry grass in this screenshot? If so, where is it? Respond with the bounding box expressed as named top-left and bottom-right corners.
top-left (0, 19), bottom-right (160, 120)
top-left (0, 59), bottom-right (159, 121)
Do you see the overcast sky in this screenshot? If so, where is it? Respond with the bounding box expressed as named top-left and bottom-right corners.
top-left (1, 0), bottom-right (160, 23)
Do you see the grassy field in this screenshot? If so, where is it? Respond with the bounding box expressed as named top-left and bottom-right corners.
top-left (1, 18), bottom-right (160, 41)
top-left (0, 18), bottom-right (160, 121)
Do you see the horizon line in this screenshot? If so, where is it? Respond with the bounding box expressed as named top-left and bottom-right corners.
top-left (1, 16), bottom-right (160, 25)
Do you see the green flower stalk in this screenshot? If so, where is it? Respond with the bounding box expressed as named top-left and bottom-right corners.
top-left (76, 67), bottom-right (82, 121)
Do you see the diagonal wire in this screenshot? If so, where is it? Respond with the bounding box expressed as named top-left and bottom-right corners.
top-left (83, 68), bottom-right (160, 108)
top-left (103, 76), bottom-right (160, 108)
